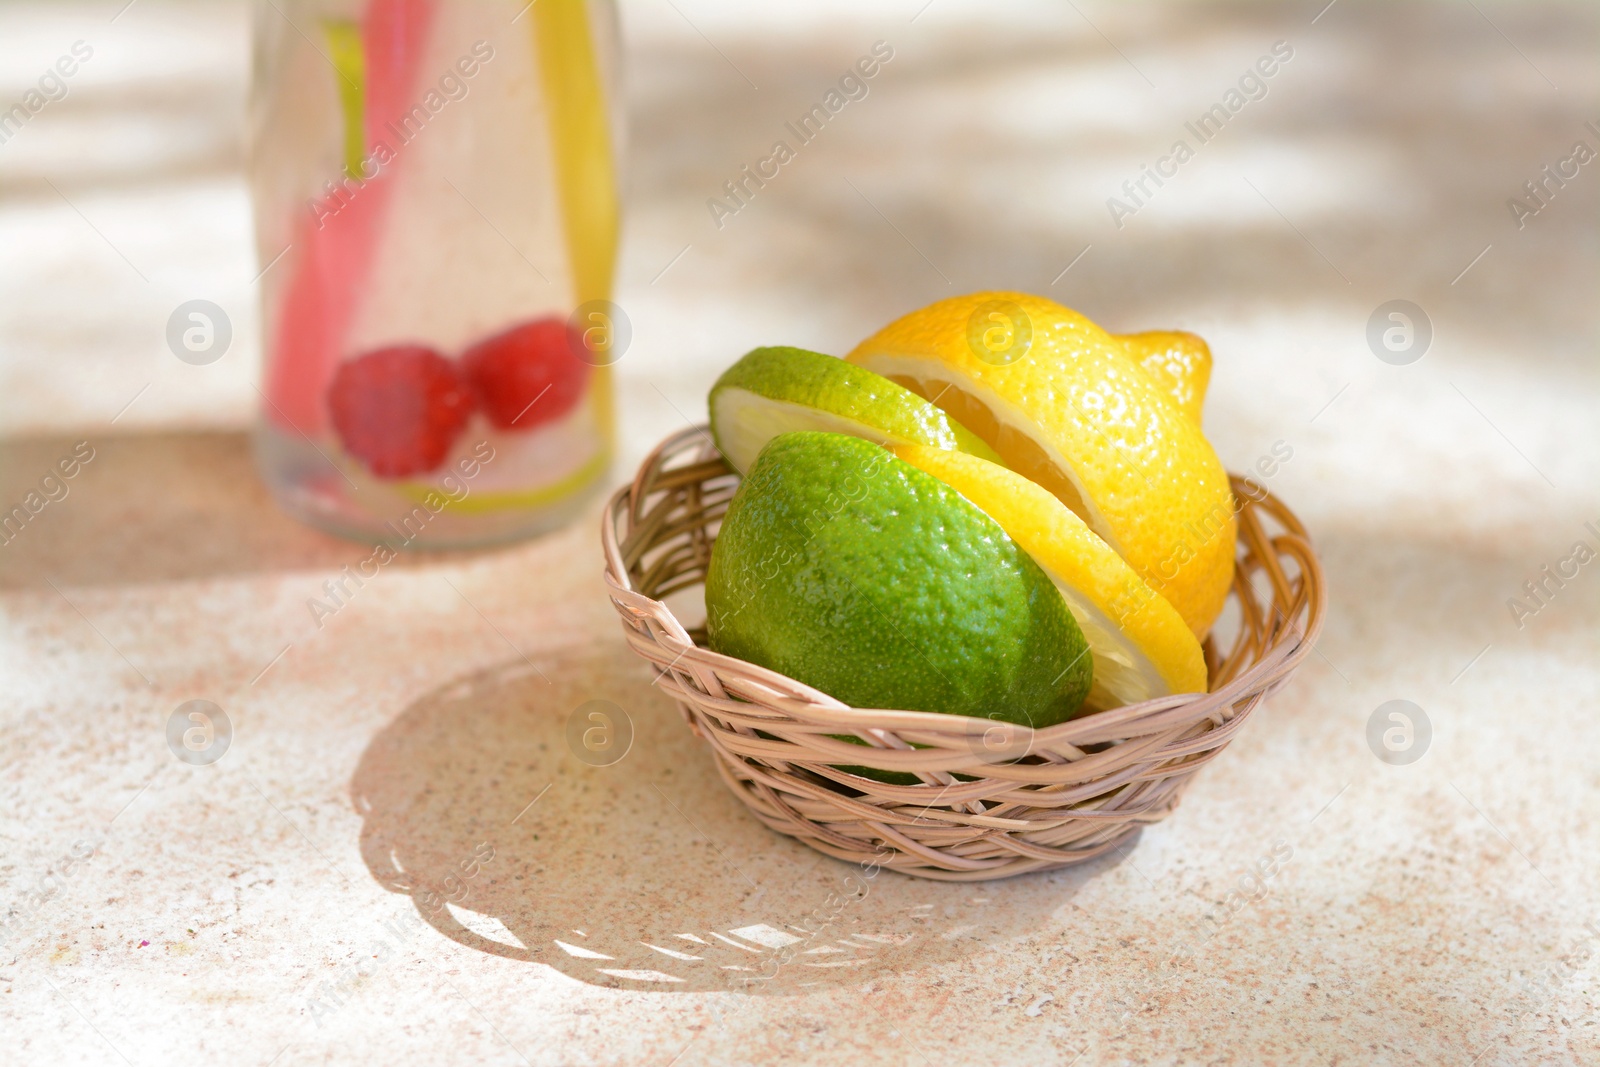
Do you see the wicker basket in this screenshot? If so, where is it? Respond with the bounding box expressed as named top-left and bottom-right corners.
top-left (602, 425), bottom-right (1326, 881)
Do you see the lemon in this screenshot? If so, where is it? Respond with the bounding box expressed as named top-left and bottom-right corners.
top-left (705, 431), bottom-right (1092, 726)
top-left (709, 346), bottom-right (999, 474)
top-left (1116, 329), bottom-right (1212, 425)
top-left (892, 445), bottom-right (1207, 709)
top-left (848, 292), bottom-right (1236, 638)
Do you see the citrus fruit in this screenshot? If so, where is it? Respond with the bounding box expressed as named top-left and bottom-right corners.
top-left (892, 445), bottom-right (1207, 709)
top-left (847, 291), bottom-right (1236, 638)
top-left (321, 19), bottom-right (366, 180)
top-left (705, 431), bottom-right (1092, 727)
top-left (1115, 329), bottom-right (1212, 425)
top-left (709, 346), bottom-right (998, 475)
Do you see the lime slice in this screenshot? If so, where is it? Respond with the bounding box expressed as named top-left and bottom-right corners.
top-left (893, 445), bottom-right (1207, 710)
top-left (321, 20), bottom-right (366, 180)
top-left (706, 431), bottom-right (1091, 727)
top-left (709, 346), bottom-right (1000, 474)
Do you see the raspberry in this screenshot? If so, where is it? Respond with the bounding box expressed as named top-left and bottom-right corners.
top-left (460, 317), bottom-right (591, 431)
top-left (327, 345), bottom-right (474, 478)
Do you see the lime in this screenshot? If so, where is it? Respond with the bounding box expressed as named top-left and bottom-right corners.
top-left (321, 20), bottom-right (366, 180)
top-left (708, 346), bottom-right (999, 474)
top-left (893, 445), bottom-right (1207, 710)
top-left (705, 431), bottom-right (1092, 729)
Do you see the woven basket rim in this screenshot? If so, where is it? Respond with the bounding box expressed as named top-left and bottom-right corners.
top-left (603, 424), bottom-right (1324, 735)
top-left (600, 423), bottom-right (1326, 879)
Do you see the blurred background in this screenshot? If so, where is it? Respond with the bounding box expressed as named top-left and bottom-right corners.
top-left (2, 2), bottom-right (1598, 1064)
top-left (4, 0), bottom-right (1593, 476)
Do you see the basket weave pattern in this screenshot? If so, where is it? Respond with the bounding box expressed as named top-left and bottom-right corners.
top-left (602, 426), bottom-right (1326, 881)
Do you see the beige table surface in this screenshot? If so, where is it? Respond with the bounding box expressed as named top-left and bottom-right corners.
top-left (2, 1), bottom-right (1598, 1064)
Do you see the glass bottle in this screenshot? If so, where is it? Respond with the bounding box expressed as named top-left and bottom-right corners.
top-left (250, 0), bottom-right (622, 547)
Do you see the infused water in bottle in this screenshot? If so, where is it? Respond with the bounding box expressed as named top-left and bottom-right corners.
top-left (250, 0), bottom-right (622, 546)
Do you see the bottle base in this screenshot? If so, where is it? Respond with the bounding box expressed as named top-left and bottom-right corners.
top-left (254, 424), bottom-right (609, 550)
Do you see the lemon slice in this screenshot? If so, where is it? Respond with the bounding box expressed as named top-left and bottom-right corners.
top-left (709, 346), bottom-right (999, 474)
top-left (1116, 329), bottom-right (1212, 425)
top-left (894, 445), bottom-right (1206, 708)
top-left (531, 0), bottom-right (620, 444)
top-left (531, 0), bottom-right (617, 306)
top-left (848, 292), bottom-right (1236, 638)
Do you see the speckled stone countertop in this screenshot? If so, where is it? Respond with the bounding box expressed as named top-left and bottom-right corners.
top-left (2, 2), bottom-right (1597, 1064)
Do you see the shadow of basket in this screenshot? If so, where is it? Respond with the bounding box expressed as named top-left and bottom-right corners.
top-left (350, 645), bottom-right (1111, 992)
top-left (601, 426), bottom-right (1326, 881)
